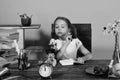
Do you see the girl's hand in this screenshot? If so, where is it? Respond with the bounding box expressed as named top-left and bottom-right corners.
top-left (76, 57), bottom-right (85, 64)
top-left (57, 34), bottom-right (72, 60)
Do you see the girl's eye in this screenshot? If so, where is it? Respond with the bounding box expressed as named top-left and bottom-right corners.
top-left (61, 25), bottom-right (65, 28)
top-left (55, 26), bottom-right (59, 28)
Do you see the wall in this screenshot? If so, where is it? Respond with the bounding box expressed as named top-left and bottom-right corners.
top-left (0, 0), bottom-right (120, 59)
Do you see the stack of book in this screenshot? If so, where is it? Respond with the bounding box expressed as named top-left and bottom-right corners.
top-left (0, 29), bottom-right (19, 50)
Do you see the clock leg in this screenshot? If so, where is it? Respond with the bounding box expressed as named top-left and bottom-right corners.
top-left (40, 76), bottom-right (52, 80)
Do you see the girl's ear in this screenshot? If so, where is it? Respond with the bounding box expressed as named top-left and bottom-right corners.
top-left (68, 28), bottom-right (71, 33)
top-left (68, 32), bottom-right (71, 35)
top-left (68, 28), bottom-right (72, 35)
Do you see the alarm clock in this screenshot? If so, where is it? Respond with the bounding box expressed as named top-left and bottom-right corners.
top-left (39, 63), bottom-right (53, 78)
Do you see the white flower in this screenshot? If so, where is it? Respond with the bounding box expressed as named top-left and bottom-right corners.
top-left (55, 39), bottom-right (62, 50)
top-left (103, 19), bottom-right (120, 36)
top-left (49, 39), bottom-right (56, 45)
top-left (49, 39), bottom-right (62, 50)
top-left (115, 18), bottom-right (120, 23)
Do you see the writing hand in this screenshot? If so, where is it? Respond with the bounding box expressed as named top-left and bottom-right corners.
top-left (75, 57), bottom-right (85, 64)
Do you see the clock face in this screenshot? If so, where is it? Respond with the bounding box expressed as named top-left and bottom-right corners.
top-left (39, 63), bottom-right (53, 78)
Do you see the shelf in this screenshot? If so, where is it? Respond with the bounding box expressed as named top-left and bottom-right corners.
top-left (0, 24), bottom-right (41, 49)
top-left (0, 24), bottom-right (41, 29)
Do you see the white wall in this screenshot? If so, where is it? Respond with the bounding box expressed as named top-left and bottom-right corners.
top-left (0, 0), bottom-right (120, 59)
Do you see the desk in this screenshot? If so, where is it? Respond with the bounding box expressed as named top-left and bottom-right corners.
top-left (2, 60), bottom-right (117, 80)
top-left (0, 24), bottom-right (40, 49)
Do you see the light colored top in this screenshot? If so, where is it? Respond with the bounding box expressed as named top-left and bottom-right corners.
top-left (49, 38), bottom-right (82, 59)
top-left (65, 38), bottom-right (82, 59)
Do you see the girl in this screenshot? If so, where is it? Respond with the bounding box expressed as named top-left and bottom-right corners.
top-left (49, 16), bottom-right (92, 64)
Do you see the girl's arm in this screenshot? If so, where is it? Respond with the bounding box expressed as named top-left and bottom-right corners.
top-left (57, 41), bottom-right (70, 60)
top-left (78, 45), bottom-right (92, 62)
top-left (57, 35), bottom-right (72, 60)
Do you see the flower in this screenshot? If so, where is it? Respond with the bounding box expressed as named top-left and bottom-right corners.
top-left (103, 19), bottom-right (120, 36)
top-left (103, 19), bottom-right (120, 69)
top-left (49, 39), bottom-right (62, 51)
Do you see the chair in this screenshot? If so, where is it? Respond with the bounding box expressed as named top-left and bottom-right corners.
top-left (52, 23), bottom-right (92, 57)
top-left (73, 24), bottom-right (91, 57)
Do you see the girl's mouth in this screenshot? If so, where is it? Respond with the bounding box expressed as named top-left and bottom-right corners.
top-left (57, 32), bottom-right (63, 34)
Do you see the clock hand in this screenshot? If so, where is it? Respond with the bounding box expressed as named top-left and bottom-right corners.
top-left (44, 66), bottom-right (46, 71)
top-left (45, 67), bottom-right (46, 71)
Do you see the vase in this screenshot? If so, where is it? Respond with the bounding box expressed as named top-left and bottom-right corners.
top-left (21, 17), bottom-right (31, 26)
top-left (112, 31), bottom-right (120, 65)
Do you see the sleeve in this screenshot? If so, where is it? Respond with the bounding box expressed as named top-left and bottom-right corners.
top-left (75, 38), bottom-right (82, 49)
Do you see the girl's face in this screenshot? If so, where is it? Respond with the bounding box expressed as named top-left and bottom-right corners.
top-left (55, 19), bottom-right (69, 39)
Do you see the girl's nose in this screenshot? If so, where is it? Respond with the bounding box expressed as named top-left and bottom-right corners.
top-left (58, 27), bottom-right (62, 31)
